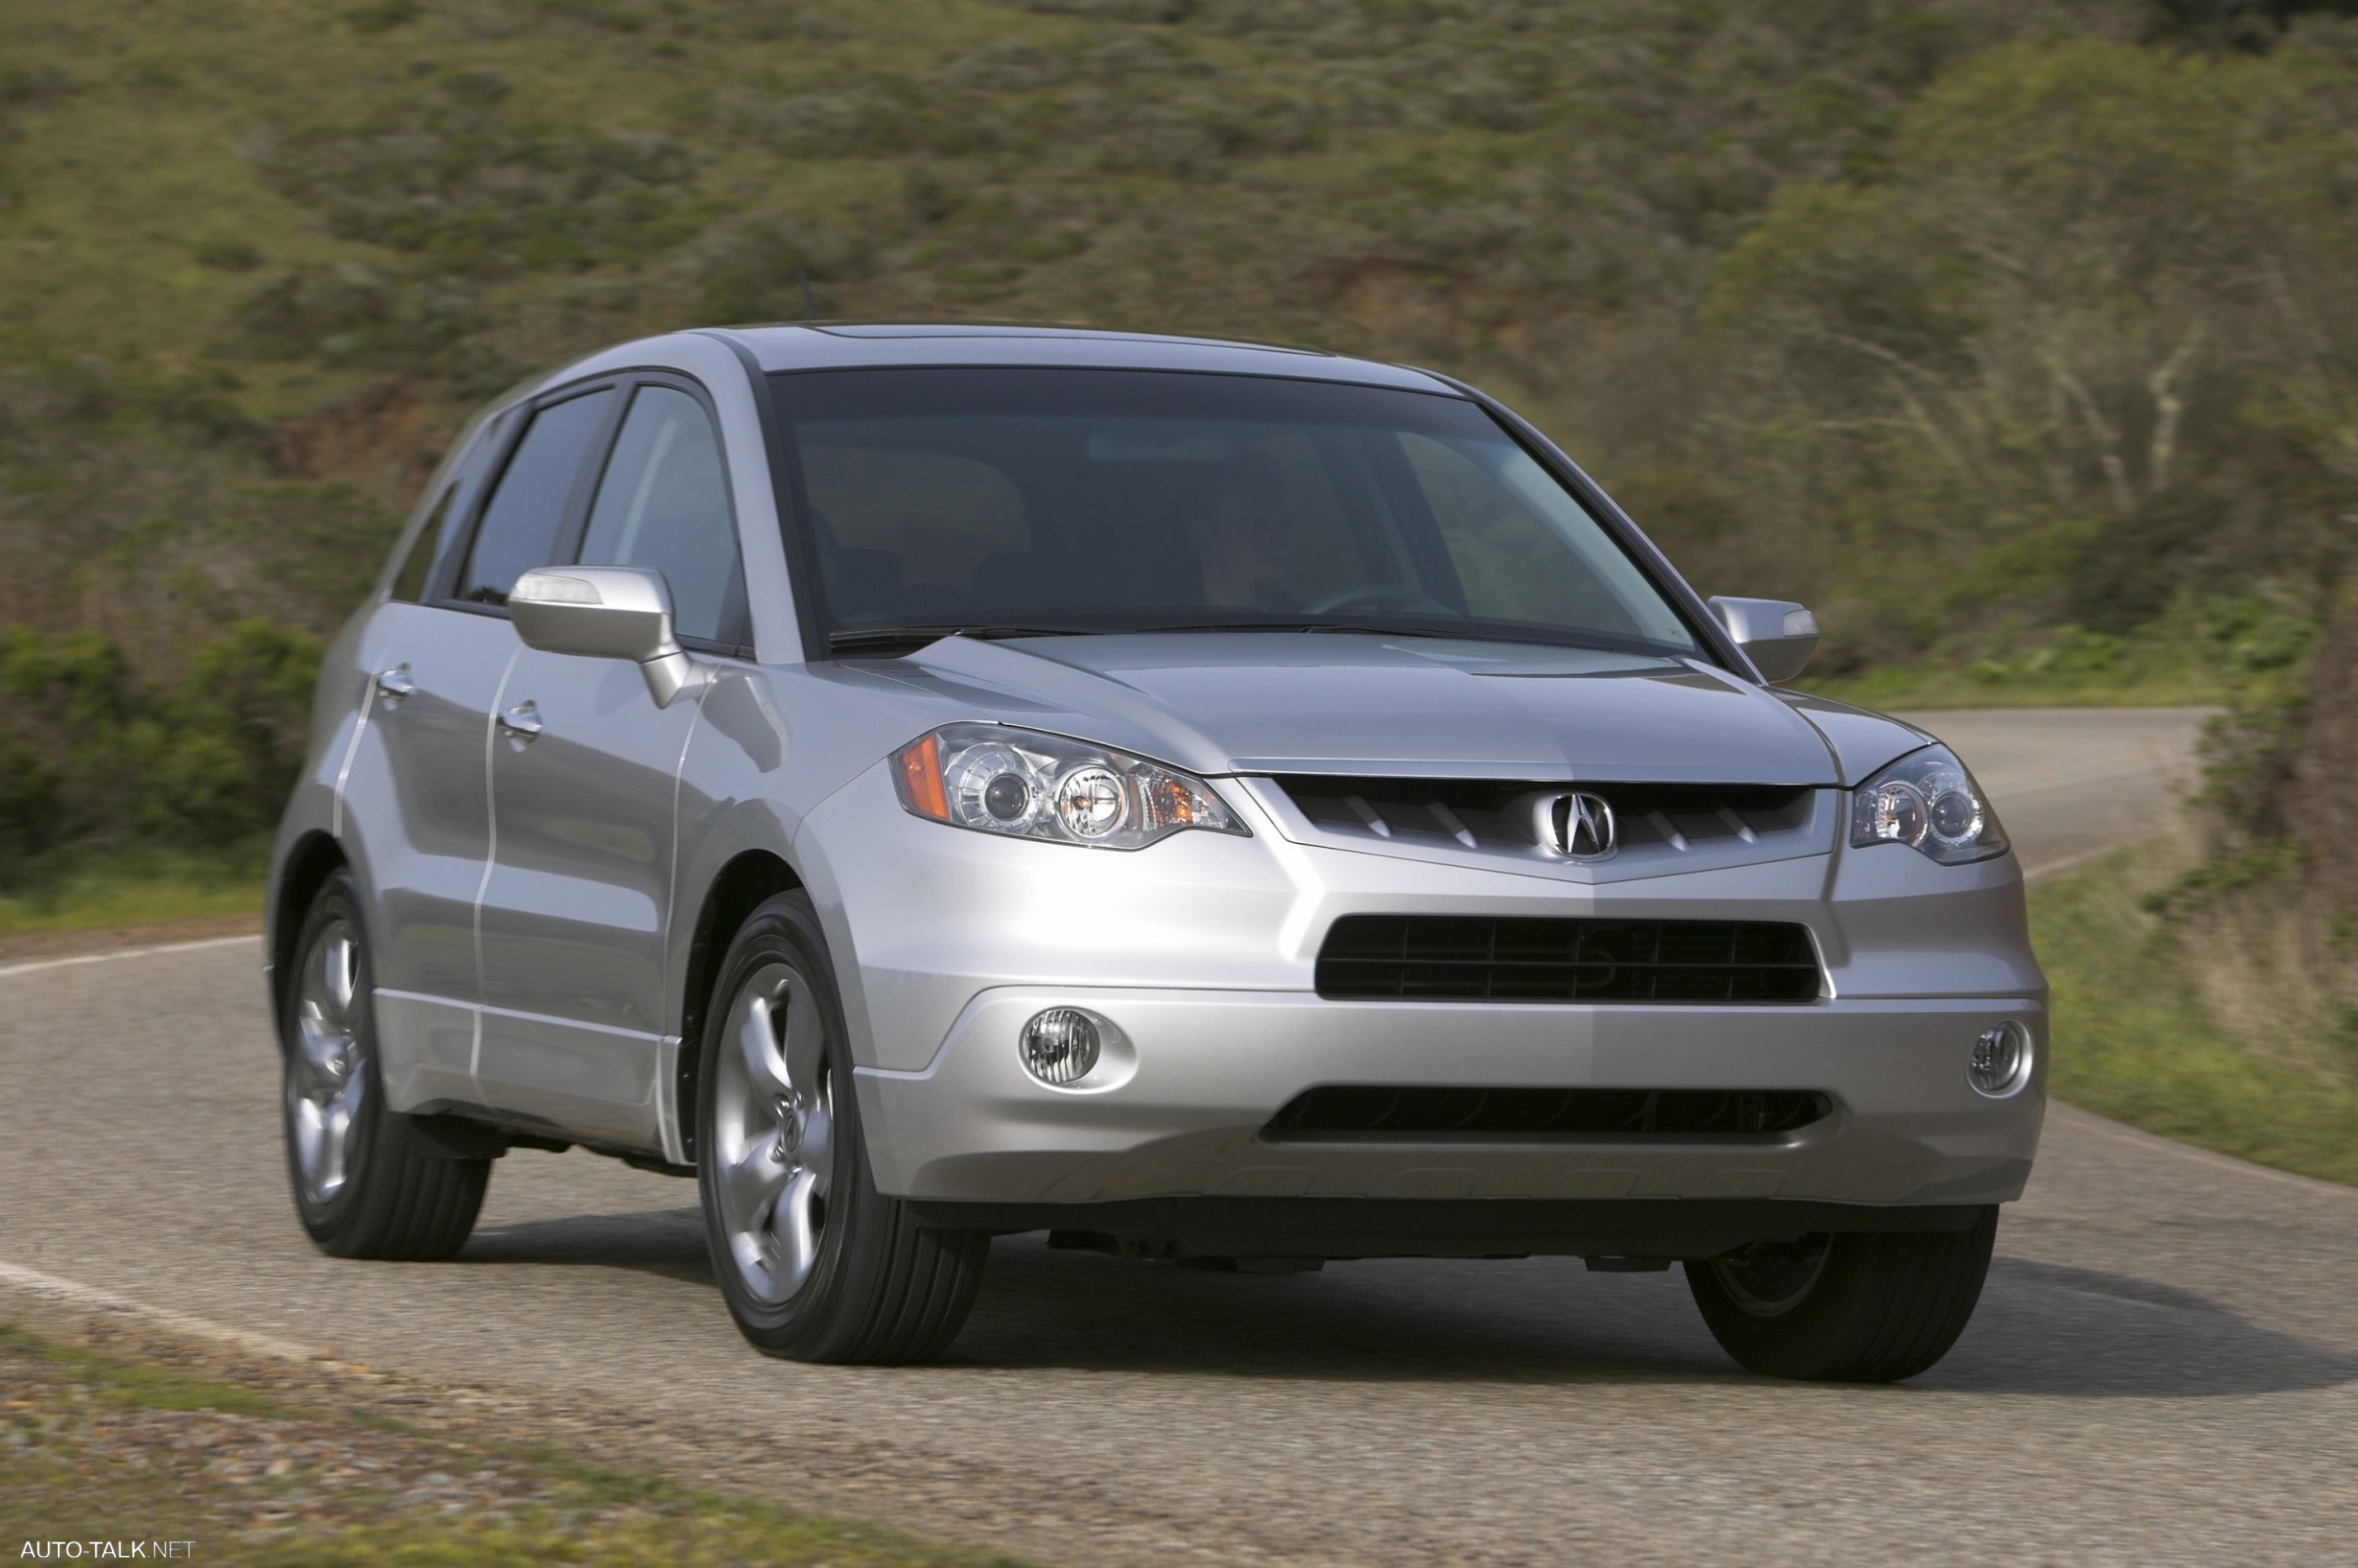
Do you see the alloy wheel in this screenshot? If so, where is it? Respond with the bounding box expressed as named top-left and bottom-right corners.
top-left (287, 917), bottom-right (366, 1206)
top-left (711, 960), bottom-right (837, 1304)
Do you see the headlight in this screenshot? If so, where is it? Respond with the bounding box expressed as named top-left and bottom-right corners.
top-left (1849, 745), bottom-right (2009, 865)
top-left (891, 723), bottom-right (1249, 850)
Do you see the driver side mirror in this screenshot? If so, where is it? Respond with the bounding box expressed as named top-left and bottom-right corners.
top-left (509, 565), bottom-right (708, 707)
top-left (1707, 596), bottom-right (1820, 685)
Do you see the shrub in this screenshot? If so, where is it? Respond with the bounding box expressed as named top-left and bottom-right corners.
top-left (257, 72), bottom-right (701, 275)
top-left (0, 621), bottom-right (323, 868)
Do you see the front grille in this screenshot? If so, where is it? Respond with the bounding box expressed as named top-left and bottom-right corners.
top-left (1266, 1086), bottom-right (1834, 1139)
top-left (1316, 915), bottom-right (1821, 1003)
top-left (1274, 776), bottom-right (1814, 856)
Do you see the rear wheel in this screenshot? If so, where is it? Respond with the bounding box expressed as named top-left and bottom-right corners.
top-left (697, 892), bottom-right (987, 1363)
top-left (1684, 1206), bottom-right (1998, 1382)
top-left (281, 868), bottom-right (488, 1260)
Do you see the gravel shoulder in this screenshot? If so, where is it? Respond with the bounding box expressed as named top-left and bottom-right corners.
top-left (0, 913), bottom-right (261, 968)
top-left (0, 1316), bottom-right (1028, 1566)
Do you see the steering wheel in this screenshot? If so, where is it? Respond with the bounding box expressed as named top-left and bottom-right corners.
top-left (1302, 583), bottom-right (1463, 618)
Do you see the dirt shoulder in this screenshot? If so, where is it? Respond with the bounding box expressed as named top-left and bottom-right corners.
top-left (1, 1301), bottom-right (1032, 1566)
top-left (0, 914), bottom-right (263, 967)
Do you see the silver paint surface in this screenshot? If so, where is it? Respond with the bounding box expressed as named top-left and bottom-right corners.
top-left (475, 647), bottom-right (700, 1145)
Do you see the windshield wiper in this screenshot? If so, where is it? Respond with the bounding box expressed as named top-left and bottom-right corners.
top-left (1132, 621), bottom-right (1657, 656)
top-left (1135, 621), bottom-right (1467, 640)
top-left (827, 625), bottom-right (1103, 655)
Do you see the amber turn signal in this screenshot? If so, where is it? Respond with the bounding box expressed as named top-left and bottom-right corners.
top-left (894, 733), bottom-right (949, 820)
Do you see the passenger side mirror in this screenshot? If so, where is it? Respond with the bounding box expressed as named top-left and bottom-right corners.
top-left (509, 566), bottom-right (708, 707)
top-left (1707, 596), bottom-right (1820, 685)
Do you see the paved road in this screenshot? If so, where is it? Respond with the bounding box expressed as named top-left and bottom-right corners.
top-left (10, 706), bottom-right (2356, 1566)
top-left (1900, 706), bottom-right (2213, 873)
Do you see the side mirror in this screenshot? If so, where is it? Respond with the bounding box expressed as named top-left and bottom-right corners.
top-left (1707, 595), bottom-right (1820, 685)
top-left (509, 566), bottom-right (707, 707)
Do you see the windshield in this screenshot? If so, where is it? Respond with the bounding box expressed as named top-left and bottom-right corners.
top-left (767, 368), bottom-right (1700, 655)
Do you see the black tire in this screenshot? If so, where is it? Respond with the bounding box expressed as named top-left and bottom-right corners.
top-left (696, 891), bottom-right (987, 1364)
top-left (1684, 1205), bottom-right (1998, 1382)
top-left (280, 868), bottom-right (488, 1260)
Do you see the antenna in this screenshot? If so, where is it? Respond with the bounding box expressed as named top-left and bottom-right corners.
top-left (797, 267), bottom-right (815, 320)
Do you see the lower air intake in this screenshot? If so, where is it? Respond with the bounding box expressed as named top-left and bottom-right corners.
top-left (1265, 1087), bottom-right (1835, 1140)
top-left (1316, 915), bottom-right (1823, 1003)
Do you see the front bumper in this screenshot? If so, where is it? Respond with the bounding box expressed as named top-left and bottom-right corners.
top-left (805, 759), bottom-right (2049, 1224)
top-left (855, 987), bottom-right (2045, 1208)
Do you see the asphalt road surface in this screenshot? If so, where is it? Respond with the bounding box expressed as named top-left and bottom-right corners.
top-left (10, 705), bottom-right (2356, 1566)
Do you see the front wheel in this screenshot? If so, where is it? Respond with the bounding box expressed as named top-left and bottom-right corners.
top-left (1684, 1206), bottom-right (1998, 1382)
top-left (697, 892), bottom-right (987, 1363)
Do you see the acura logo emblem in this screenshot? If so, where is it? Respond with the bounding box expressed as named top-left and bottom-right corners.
top-left (1545, 792), bottom-right (1617, 859)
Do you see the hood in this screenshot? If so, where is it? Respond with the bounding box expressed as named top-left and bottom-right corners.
top-left (1772, 691), bottom-right (1936, 788)
top-left (893, 634), bottom-right (1847, 785)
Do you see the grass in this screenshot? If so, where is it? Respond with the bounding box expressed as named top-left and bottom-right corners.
top-left (0, 839), bottom-right (267, 936)
top-left (0, 1323), bottom-right (1032, 1565)
top-left (2031, 841), bottom-right (2358, 1188)
top-left (1801, 600), bottom-right (2313, 712)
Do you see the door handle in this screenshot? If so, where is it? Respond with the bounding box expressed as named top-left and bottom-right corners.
top-left (498, 700), bottom-right (543, 741)
top-left (374, 664), bottom-right (415, 703)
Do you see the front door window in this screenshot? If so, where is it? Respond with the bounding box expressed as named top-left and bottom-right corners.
top-left (456, 388), bottom-right (616, 606)
top-left (577, 386), bottom-right (743, 644)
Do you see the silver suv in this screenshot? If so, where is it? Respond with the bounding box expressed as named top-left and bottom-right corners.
top-left (268, 325), bottom-right (2044, 1379)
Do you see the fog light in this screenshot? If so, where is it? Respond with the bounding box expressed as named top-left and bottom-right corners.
top-left (1021, 1008), bottom-right (1100, 1087)
top-left (1969, 1020), bottom-right (2032, 1097)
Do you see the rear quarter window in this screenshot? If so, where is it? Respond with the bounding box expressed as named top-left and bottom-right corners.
top-left (387, 484), bottom-right (456, 603)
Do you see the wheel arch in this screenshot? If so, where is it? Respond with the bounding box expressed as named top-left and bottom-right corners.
top-left (675, 848), bottom-right (806, 1160)
top-left (269, 831), bottom-right (351, 1045)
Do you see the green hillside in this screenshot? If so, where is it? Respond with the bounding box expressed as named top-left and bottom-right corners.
top-left (3, 0), bottom-right (2354, 861)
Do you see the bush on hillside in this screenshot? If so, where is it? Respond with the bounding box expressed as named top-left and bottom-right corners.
top-left (258, 71), bottom-right (702, 275)
top-left (0, 621), bottom-right (322, 868)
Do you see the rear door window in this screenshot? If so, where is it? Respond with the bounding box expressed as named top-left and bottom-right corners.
top-left (456, 389), bottom-right (616, 606)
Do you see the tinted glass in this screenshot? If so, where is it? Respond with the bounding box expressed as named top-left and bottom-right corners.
top-left (457, 389), bottom-right (614, 605)
top-left (388, 484), bottom-right (454, 603)
top-left (578, 386), bottom-right (742, 644)
top-left (770, 369), bottom-right (1695, 653)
